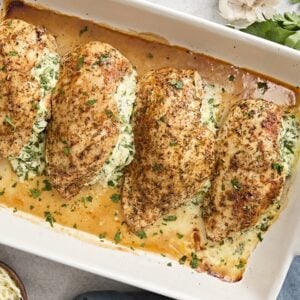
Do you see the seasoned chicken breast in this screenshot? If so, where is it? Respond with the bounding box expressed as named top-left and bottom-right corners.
top-left (0, 19), bottom-right (60, 180)
top-left (46, 42), bottom-right (136, 198)
top-left (203, 99), bottom-right (299, 241)
top-left (121, 68), bottom-right (216, 231)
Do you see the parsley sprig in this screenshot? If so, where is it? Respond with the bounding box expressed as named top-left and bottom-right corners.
top-left (241, 13), bottom-right (300, 50)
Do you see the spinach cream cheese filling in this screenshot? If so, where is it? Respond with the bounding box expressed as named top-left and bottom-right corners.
top-left (280, 113), bottom-right (300, 175)
top-left (9, 50), bottom-right (60, 180)
top-left (88, 71), bottom-right (137, 187)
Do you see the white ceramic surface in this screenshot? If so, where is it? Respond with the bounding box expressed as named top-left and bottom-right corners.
top-left (0, 1), bottom-right (300, 299)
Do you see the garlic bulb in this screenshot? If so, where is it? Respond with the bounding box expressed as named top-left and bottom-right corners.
top-left (219, 0), bottom-right (279, 27)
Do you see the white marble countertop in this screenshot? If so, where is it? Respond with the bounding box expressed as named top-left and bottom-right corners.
top-left (0, 1), bottom-right (298, 299)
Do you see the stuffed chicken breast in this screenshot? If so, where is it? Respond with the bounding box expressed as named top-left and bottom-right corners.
top-left (203, 99), bottom-right (299, 242)
top-left (46, 42), bottom-right (136, 198)
top-left (0, 19), bottom-right (60, 180)
top-left (121, 68), bottom-right (216, 232)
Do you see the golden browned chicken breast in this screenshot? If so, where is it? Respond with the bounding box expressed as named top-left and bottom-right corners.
top-left (121, 68), bottom-right (216, 232)
top-left (203, 99), bottom-right (299, 241)
top-left (46, 41), bottom-right (136, 198)
top-left (0, 19), bottom-right (60, 180)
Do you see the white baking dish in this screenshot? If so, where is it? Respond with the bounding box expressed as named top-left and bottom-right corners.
top-left (0, 1), bottom-right (300, 299)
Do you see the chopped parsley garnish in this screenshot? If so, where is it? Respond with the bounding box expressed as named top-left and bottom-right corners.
top-left (272, 162), bottom-right (284, 175)
top-left (8, 51), bottom-right (18, 56)
top-left (179, 255), bottom-right (187, 265)
top-left (0, 188), bottom-right (5, 196)
top-left (231, 178), bottom-right (241, 191)
top-left (99, 232), bottom-right (107, 239)
top-left (228, 74), bottom-right (235, 81)
top-left (257, 81), bottom-right (268, 94)
top-left (190, 252), bottom-right (199, 269)
top-left (257, 232), bottom-right (263, 241)
top-left (284, 140), bottom-right (294, 154)
top-left (169, 140), bottom-right (178, 146)
top-left (44, 211), bottom-right (55, 227)
top-left (163, 215), bottom-right (177, 222)
top-left (105, 108), bottom-right (114, 118)
top-left (94, 54), bottom-right (109, 65)
top-left (29, 205), bottom-right (34, 210)
top-left (30, 188), bottom-right (41, 199)
top-left (79, 26), bottom-right (88, 36)
top-left (42, 179), bottom-right (52, 191)
top-left (63, 146), bottom-right (70, 156)
top-left (107, 180), bottom-right (115, 187)
top-left (114, 229), bottom-right (122, 244)
top-left (4, 115), bottom-right (16, 130)
top-left (81, 195), bottom-right (93, 207)
top-left (86, 99), bottom-right (97, 106)
top-left (169, 79), bottom-right (183, 89)
top-left (136, 230), bottom-right (147, 239)
top-left (235, 260), bottom-right (245, 269)
top-left (167, 262), bottom-right (172, 267)
top-left (152, 163), bottom-right (163, 172)
top-left (77, 56), bottom-right (85, 69)
top-left (110, 193), bottom-right (121, 203)
top-left (176, 232), bottom-right (184, 239)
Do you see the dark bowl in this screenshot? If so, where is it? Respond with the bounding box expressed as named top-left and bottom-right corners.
top-left (0, 261), bottom-right (28, 300)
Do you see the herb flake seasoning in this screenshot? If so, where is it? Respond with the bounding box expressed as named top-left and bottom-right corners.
top-left (86, 99), bottom-right (97, 106)
top-left (79, 26), bottom-right (88, 36)
top-left (4, 115), bottom-right (16, 130)
top-left (114, 230), bottom-right (122, 244)
top-left (110, 193), bottom-right (121, 203)
top-left (77, 56), bottom-right (85, 69)
top-left (44, 211), bottom-right (55, 227)
top-left (136, 230), bottom-right (147, 239)
top-left (169, 79), bottom-right (183, 89)
top-left (231, 178), bottom-right (241, 191)
top-left (163, 215), bottom-right (177, 222)
top-left (257, 81), bottom-right (268, 94)
top-left (30, 188), bottom-right (41, 199)
top-left (190, 252), bottom-right (199, 269)
top-left (272, 162), bottom-right (283, 175)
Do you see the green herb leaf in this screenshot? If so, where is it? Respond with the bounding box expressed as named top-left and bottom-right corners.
top-left (190, 252), bottom-right (199, 269)
top-left (257, 81), bottom-right (268, 94)
top-left (169, 79), bottom-right (183, 89)
top-left (176, 232), bottom-right (184, 239)
top-left (0, 188), bottom-right (5, 196)
top-left (241, 13), bottom-right (300, 51)
top-left (8, 51), bottom-right (18, 56)
top-left (114, 229), bottom-right (122, 244)
top-left (235, 260), bottom-right (245, 269)
top-left (110, 193), bottom-right (121, 203)
top-left (79, 25), bottom-right (88, 36)
top-left (271, 162), bottom-right (284, 175)
top-left (42, 179), bottom-right (52, 191)
top-left (30, 188), bottom-right (41, 199)
top-left (163, 215), bottom-right (177, 222)
top-left (77, 56), bottom-right (85, 69)
top-left (86, 99), bottom-right (97, 106)
top-left (257, 232), bottom-right (263, 241)
top-left (228, 74), bottom-right (235, 81)
top-left (231, 178), bottom-right (241, 191)
top-left (290, 0), bottom-right (300, 4)
top-left (99, 232), bottom-right (107, 239)
top-left (44, 211), bottom-right (55, 227)
top-left (136, 230), bottom-right (147, 239)
top-left (179, 255), bottom-right (187, 265)
top-left (4, 115), bottom-right (16, 130)
top-left (63, 146), bottom-right (70, 156)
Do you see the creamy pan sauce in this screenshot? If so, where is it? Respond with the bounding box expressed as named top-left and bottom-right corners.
top-left (1, 1), bottom-right (299, 282)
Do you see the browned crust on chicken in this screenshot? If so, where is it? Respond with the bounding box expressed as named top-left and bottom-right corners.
top-left (203, 99), bottom-right (284, 241)
top-left (0, 18), bottom-right (57, 159)
top-left (121, 68), bottom-right (215, 231)
top-left (46, 42), bottom-right (135, 198)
